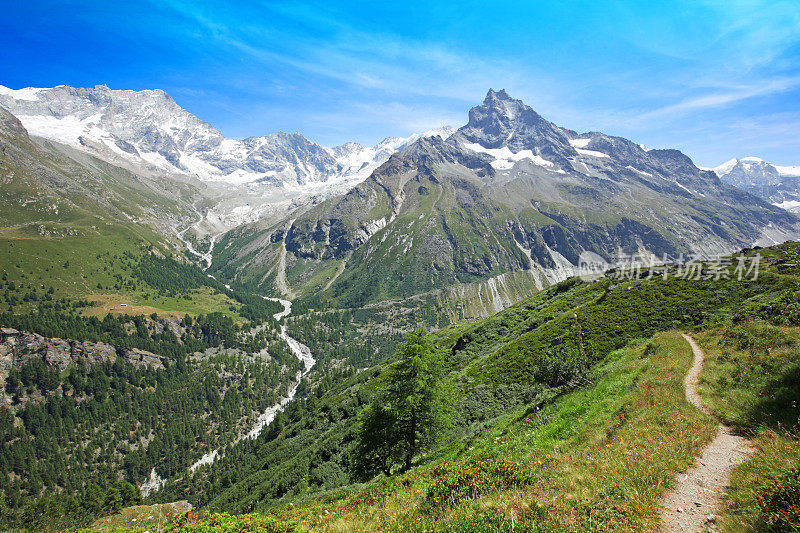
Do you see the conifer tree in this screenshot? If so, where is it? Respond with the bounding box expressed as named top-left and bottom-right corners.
top-left (354, 329), bottom-right (452, 477)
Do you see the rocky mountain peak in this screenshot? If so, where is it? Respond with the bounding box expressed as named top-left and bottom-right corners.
top-left (483, 88), bottom-right (513, 104)
top-left (467, 89), bottom-right (534, 142)
top-left (712, 157), bottom-right (800, 193)
top-left (455, 89), bottom-right (574, 161)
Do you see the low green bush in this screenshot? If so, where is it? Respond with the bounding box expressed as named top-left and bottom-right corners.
top-left (423, 457), bottom-right (531, 511)
top-left (723, 321), bottom-right (793, 353)
top-left (756, 467), bottom-right (800, 532)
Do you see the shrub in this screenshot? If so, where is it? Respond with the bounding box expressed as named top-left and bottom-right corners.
top-left (168, 511), bottom-right (299, 533)
top-left (423, 457), bottom-right (531, 511)
top-left (745, 291), bottom-right (800, 326)
top-left (756, 467), bottom-right (800, 531)
top-left (723, 321), bottom-right (792, 354)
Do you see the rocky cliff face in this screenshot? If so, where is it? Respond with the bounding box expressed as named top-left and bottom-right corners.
top-left (0, 329), bottom-right (163, 374)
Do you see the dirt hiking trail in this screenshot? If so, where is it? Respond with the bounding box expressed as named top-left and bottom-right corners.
top-left (658, 334), bottom-right (754, 532)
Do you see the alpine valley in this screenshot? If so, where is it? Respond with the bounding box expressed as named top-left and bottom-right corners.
top-left (1, 84), bottom-right (799, 533)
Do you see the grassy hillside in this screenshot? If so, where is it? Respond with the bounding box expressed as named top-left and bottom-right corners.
top-left (93, 322), bottom-right (797, 532)
top-left (4, 149), bottom-right (798, 533)
top-left (694, 324), bottom-right (800, 532)
top-left (265, 330), bottom-right (717, 532)
top-left (0, 106), bottom-right (245, 321)
top-left (77, 243), bottom-right (798, 533)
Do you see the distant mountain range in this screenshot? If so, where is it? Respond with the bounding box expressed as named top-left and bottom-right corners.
top-left (0, 84), bottom-right (455, 230)
top-left (0, 84), bottom-right (453, 188)
top-left (709, 157), bottom-right (800, 213)
top-left (2, 83), bottom-right (799, 312)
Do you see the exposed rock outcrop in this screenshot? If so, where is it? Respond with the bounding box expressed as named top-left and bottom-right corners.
top-left (0, 329), bottom-right (164, 373)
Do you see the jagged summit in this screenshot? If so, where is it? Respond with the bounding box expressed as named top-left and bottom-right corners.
top-left (454, 89), bottom-right (574, 161)
top-left (483, 88), bottom-right (513, 104)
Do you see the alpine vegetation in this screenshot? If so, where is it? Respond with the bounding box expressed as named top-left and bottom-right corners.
top-left (1, 2), bottom-right (799, 531)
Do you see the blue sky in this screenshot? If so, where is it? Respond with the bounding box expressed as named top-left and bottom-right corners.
top-left (1, 0), bottom-right (799, 166)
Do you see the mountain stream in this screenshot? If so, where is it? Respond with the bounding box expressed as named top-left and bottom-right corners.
top-left (143, 222), bottom-right (316, 495)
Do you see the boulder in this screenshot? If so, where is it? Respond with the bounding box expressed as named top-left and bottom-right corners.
top-left (121, 348), bottom-right (164, 369)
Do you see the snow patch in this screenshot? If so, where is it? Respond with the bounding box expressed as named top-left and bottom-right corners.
top-left (574, 148), bottom-right (609, 158)
top-left (674, 181), bottom-right (698, 196)
top-left (775, 165), bottom-right (800, 177)
top-left (14, 114), bottom-right (91, 145)
top-left (463, 142), bottom-right (555, 169)
top-left (774, 200), bottom-right (800, 212)
top-left (0, 85), bottom-right (42, 101)
top-left (626, 165), bottom-right (653, 177)
top-left (568, 138), bottom-right (591, 148)
top-left (712, 158), bottom-right (739, 176)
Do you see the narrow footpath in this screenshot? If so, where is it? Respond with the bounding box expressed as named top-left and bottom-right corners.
top-left (658, 334), bottom-right (754, 532)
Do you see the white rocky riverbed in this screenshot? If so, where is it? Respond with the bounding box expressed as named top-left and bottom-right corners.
top-left (140, 297), bottom-right (315, 496)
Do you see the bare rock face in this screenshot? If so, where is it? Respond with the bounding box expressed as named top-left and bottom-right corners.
top-left (0, 345), bottom-right (12, 371)
top-left (162, 318), bottom-right (184, 339)
top-left (121, 348), bottom-right (164, 369)
top-left (45, 338), bottom-right (72, 371)
top-left (0, 107), bottom-right (30, 139)
top-left (72, 340), bottom-right (117, 365)
top-left (12, 333), bottom-right (47, 367)
top-left (0, 331), bottom-right (164, 373)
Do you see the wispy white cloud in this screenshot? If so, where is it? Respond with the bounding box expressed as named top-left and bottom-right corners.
top-left (146, 0), bottom-right (800, 161)
top-left (639, 75), bottom-right (800, 119)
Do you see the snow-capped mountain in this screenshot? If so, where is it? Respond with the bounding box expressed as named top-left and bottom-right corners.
top-left (215, 89), bottom-right (800, 305)
top-left (713, 157), bottom-right (800, 187)
top-left (326, 126), bottom-right (455, 182)
top-left (0, 84), bottom-right (452, 189)
top-left (712, 157), bottom-right (800, 212)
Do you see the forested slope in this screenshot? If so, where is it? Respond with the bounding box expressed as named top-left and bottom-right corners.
top-left (113, 243), bottom-right (800, 532)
